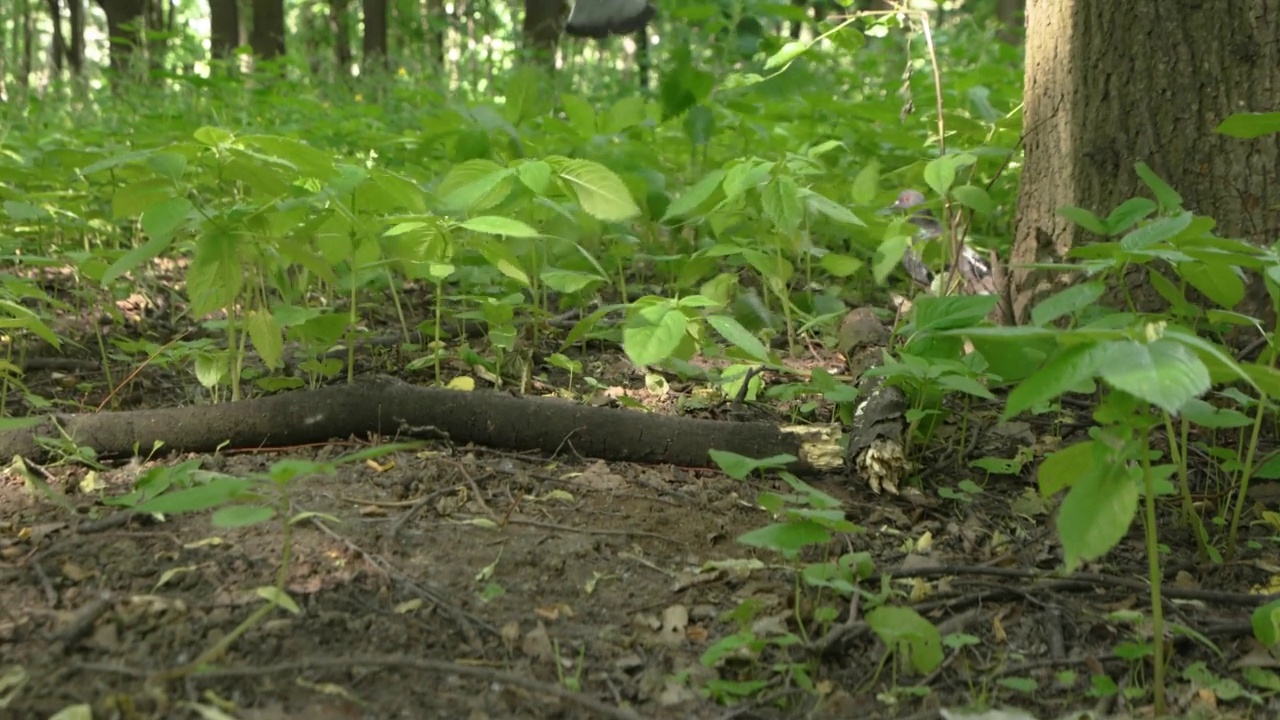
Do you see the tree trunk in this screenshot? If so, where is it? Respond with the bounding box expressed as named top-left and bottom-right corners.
top-left (94, 0), bottom-right (146, 72)
top-left (68, 0), bottom-right (84, 73)
top-left (361, 0), bottom-right (387, 72)
top-left (209, 0), bottom-right (240, 60)
top-left (45, 0), bottom-right (67, 73)
top-left (1010, 0), bottom-right (1280, 330)
top-left (330, 0), bottom-right (351, 72)
top-left (522, 0), bottom-right (564, 70)
top-left (250, 0), bottom-right (285, 61)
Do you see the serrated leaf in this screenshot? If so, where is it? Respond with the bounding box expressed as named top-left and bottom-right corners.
top-left (550, 158), bottom-right (641, 222)
top-left (459, 216), bottom-right (540, 238)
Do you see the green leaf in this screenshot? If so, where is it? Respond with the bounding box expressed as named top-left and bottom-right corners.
top-left (437, 159), bottom-right (514, 212)
top-left (560, 93), bottom-right (597, 139)
top-left (1004, 343), bottom-right (1101, 418)
top-left (663, 169), bottom-right (726, 221)
top-left (1057, 446), bottom-right (1138, 572)
top-left (140, 196), bottom-right (193, 244)
top-left (1030, 282), bottom-right (1105, 327)
top-left (549, 157), bottom-right (641, 222)
top-left (706, 315), bottom-right (769, 361)
top-left (761, 175), bottom-right (803, 231)
top-left (1120, 212), bottom-right (1193, 251)
top-left (1179, 261), bottom-right (1244, 309)
top-left (1095, 339), bottom-right (1210, 414)
top-left (1104, 198), bottom-right (1157, 234)
top-left (246, 309), bottom-right (284, 369)
top-left (187, 227), bottom-right (243, 317)
top-left (623, 306), bottom-right (688, 367)
top-left (683, 104), bottom-right (716, 146)
top-left (737, 520), bottom-right (830, 555)
top-left (3, 200), bottom-right (50, 221)
top-left (803, 190), bottom-right (865, 227)
top-left (255, 586), bottom-right (301, 614)
top-left (193, 126), bottom-right (234, 147)
top-left (602, 96), bottom-right (647, 134)
top-left (516, 160), bottom-right (553, 195)
top-left (112, 178), bottom-right (172, 219)
top-left (1057, 206), bottom-right (1109, 236)
top-left (1252, 599), bottom-right (1280, 648)
top-left (1037, 440), bottom-right (1094, 497)
top-left (1216, 112), bottom-right (1280, 139)
top-left (475, 238), bottom-right (530, 286)
top-left (133, 477), bottom-right (255, 514)
top-left (820, 253), bottom-right (863, 277)
top-left (212, 504), bottom-right (276, 528)
top-left (1135, 162), bottom-right (1184, 211)
top-left (147, 152), bottom-right (188, 180)
top-left (911, 294), bottom-right (999, 332)
top-left (239, 135), bottom-right (336, 178)
top-left (950, 185), bottom-right (995, 216)
top-left (866, 606), bottom-right (944, 675)
top-left (850, 162), bottom-right (880, 206)
top-left (459, 216), bottom-right (540, 238)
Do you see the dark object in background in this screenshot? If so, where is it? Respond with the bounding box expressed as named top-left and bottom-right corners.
top-left (565, 0), bottom-right (657, 38)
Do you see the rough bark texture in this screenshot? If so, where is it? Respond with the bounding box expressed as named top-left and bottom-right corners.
top-left (250, 0), bottom-right (286, 61)
top-left (1011, 0), bottom-right (1280, 326)
top-left (209, 0), bottom-right (240, 60)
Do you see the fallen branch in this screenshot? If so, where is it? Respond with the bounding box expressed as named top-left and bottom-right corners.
top-left (1, 375), bottom-right (844, 475)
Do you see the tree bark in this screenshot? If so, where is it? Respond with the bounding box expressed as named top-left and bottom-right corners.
top-left (209, 0), bottom-right (240, 60)
top-left (67, 0), bottom-right (84, 73)
top-left (93, 0), bottom-right (145, 72)
top-left (361, 0), bottom-right (388, 72)
top-left (1010, 0), bottom-right (1280, 329)
top-left (330, 0), bottom-right (352, 73)
top-left (45, 0), bottom-right (67, 73)
top-left (522, 0), bottom-right (565, 70)
top-left (250, 0), bottom-right (286, 61)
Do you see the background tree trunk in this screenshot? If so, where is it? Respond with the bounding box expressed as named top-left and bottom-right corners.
top-left (209, 0), bottom-right (240, 60)
top-left (45, 0), bottom-right (67, 73)
top-left (522, 0), bottom-right (564, 70)
top-left (1010, 0), bottom-right (1280, 327)
top-left (68, 0), bottom-right (84, 73)
top-left (361, 0), bottom-right (387, 72)
top-left (93, 0), bottom-right (145, 72)
top-left (330, 0), bottom-right (352, 73)
top-left (250, 0), bottom-right (286, 61)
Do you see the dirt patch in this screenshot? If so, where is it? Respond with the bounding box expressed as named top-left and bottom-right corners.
top-left (3, 427), bottom-right (1273, 720)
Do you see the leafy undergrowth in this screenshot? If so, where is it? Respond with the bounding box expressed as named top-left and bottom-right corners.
top-left (6, 11), bottom-right (1280, 720)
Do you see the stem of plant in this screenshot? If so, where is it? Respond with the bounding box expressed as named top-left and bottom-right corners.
top-left (1138, 421), bottom-right (1166, 716)
top-left (1226, 398), bottom-right (1267, 560)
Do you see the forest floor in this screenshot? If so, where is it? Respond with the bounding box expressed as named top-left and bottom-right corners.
top-left (1, 294), bottom-right (1277, 720)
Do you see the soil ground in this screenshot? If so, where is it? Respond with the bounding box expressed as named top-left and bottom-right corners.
top-left (2, 300), bottom-right (1278, 720)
